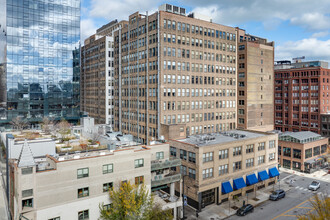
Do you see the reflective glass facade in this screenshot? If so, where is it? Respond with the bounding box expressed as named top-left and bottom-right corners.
top-left (1, 0), bottom-right (80, 124)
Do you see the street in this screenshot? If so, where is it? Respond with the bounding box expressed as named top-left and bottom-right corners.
top-left (226, 172), bottom-right (330, 220)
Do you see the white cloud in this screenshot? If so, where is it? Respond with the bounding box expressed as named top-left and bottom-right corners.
top-left (276, 38), bottom-right (330, 63)
top-left (89, 0), bottom-right (161, 21)
top-left (290, 13), bottom-right (330, 31)
top-left (311, 31), bottom-right (329, 38)
top-left (184, 0), bottom-right (330, 31)
top-left (81, 19), bottom-right (97, 43)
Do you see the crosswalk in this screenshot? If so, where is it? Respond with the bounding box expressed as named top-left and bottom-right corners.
top-left (295, 186), bottom-right (324, 195)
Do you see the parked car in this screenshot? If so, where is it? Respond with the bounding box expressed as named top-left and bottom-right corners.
top-left (236, 204), bottom-right (254, 216)
top-left (308, 181), bottom-right (320, 191)
top-left (269, 189), bottom-right (286, 201)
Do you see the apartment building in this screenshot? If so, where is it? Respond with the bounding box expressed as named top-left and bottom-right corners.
top-left (274, 60), bottom-right (330, 133)
top-left (10, 141), bottom-right (182, 220)
top-left (81, 20), bottom-right (127, 126)
top-left (278, 131), bottom-right (328, 173)
top-left (237, 36), bottom-right (274, 131)
top-left (168, 130), bottom-right (278, 211)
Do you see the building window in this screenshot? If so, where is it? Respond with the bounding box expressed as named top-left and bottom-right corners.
top-left (202, 168), bottom-right (213, 179)
top-left (22, 189), bottom-right (33, 198)
top-left (313, 146), bottom-right (320, 156)
top-left (293, 149), bottom-right (301, 159)
top-left (78, 187), bottom-right (89, 198)
top-left (219, 164), bottom-right (228, 176)
top-left (233, 146), bottom-right (242, 156)
top-left (78, 210), bottom-right (89, 220)
top-left (135, 159), bottom-right (144, 168)
top-left (269, 140), bottom-right (275, 149)
top-left (219, 149), bottom-right (228, 159)
top-left (305, 149), bottom-right (312, 159)
top-left (103, 204), bottom-right (112, 211)
top-left (49, 217), bottom-right (60, 220)
top-left (203, 152), bottom-right (214, 162)
top-left (156, 152), bottom-right (164, 159)
top-left (258, 155), bottom-right (265, 165)
top-left (321, 144), bottom-right (327, 153)
top-left (233, 161), bottom-right (242, 172)
top-left (180, 149), bottom-right (187, 160)
top-left (181, 165), bottom-right (187, 175)
top-left (269, 153), bottom-right (275, 161)
top-left (283, 159), bottom-right (291, 169)
top-left (21, 167), bottom-right (33, 175)
top-left (77, 168), bottom-right (89, 179)
top-left (135, 176), bottom-right (144, 185)
top-left (170, 146), bottom-right (177, 157)
top-left (189, 168), bottom-right (196, 179)
top-left (188, 152), bottom-right (196, 163)
top-left (246, 158), bottom-right (254, 167)
top-left (246, 144), bottom-right (254, 153)
top-left (283, 147), bottom-right (291, 157)
top-left (103, 164), bottom-right (113, 174)
top-left (22, 198), bottom-right (33, 208)
top-left (103, 182), bottom-right (113, 192)
top-left (258, 142), bottom-right (265, 151)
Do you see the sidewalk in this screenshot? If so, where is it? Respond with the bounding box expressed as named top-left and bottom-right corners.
top-left (185, 177), bottom-right (292, 220)
top-left (279, 167), bottom-right (330, 182)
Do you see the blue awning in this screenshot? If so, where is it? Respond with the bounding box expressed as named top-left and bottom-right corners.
top-left (222, 181), bottom-right (233, 194)
top-left (246, 173), bottom-right (258, 186)
top-left (269, 167), bottom-right (280, 178)
top-left (233, 177), bottom-right (247, 190)
top-left (258, 170), bottom-right (269, 181)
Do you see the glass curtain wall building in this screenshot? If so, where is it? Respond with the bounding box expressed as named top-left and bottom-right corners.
top-left (0, 0), bottom-right (80, 125)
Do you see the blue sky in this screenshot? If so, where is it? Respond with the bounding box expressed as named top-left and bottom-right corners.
top-left (81, 0), bottom-right (330, 63)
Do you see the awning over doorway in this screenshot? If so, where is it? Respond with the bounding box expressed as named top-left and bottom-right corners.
top-left (221, 181), bottom-right (233, 194)
top-left (246, 173), bottom-right (258, 186)
top-left (233, 177), bottom-right (247, 190)
top-left (268, 167), bottom-right (280, 178)
top-left (258, 170), bottom-right (269, 181)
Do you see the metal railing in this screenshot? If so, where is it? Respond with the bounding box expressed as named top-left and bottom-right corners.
top-left (151, 158), bottom-right (181, 171)
top-left (151, 173), bottom-right (181, 187)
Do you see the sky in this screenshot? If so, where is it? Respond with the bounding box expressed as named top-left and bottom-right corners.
top-left (81, 0), bottom-right (330, 63)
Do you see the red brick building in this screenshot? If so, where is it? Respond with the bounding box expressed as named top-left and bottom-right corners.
top-left (274, 60), bottom-right (330, 133)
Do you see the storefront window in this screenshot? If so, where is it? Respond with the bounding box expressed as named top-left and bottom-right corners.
top-left (278, 146), bottom-right (281, 155)
top-left (293, 149), bottom-right (301, 159)
top-left (321, 144), bottom-right (327, 154)
top-left (305, 149), bottom-right (312, 159)
top-left (292, 161), bottom-right (301, 171)
top-left (283, 159), bottom-right (291, 169)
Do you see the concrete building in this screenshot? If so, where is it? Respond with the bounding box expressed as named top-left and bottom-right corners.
top-left (168, 130), bottom-right (278, 211)
top-left (237, 35), bottom-right (274, 131)
top-left (274, 59), bottom-right (330, 133)
top-left (278, 131), bottom-right (328, 173)
top-left (9, 141), bottom-right (182, 220)
top-left (110, 3), bottom-right (273, 144)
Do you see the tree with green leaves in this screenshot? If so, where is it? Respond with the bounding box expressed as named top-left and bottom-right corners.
top-left (99, 181), bottom-right (173, 220)
top-left (298, 194), bottom-right (330, 220)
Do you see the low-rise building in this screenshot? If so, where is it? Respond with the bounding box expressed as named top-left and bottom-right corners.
top-left (169, 130), bottom-right (278, 211)
top-left (278, 131), bottom-right (328, 173)
top-left (9, 141), bottom-right (182, 220)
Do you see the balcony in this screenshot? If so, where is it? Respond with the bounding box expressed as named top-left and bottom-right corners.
top-left (151, 173), bottom-right (181, 187)
top-left (151, 158), bottom-right (181, 171)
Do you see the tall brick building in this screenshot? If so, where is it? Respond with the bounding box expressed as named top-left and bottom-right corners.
top-left (274, 60), bottom-right (330, 133)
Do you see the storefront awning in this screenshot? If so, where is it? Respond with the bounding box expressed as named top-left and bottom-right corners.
top-left (221, 181), bottom-right (233, 194)
top-left (268, 167), bottom-right (280, 178)
top-left (258, 170), bottom-right (269, 181)
top-left (233, 177), bottom-right (247, 190)
top-left (246, 173), bottom-right (258, 186)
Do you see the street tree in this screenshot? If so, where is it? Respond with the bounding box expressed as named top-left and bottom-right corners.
top-left (99, 181), bottom-right (172, 220)
top-left (10, 116), bottom-right (29, 133)
top-left (298, 194), bottom-right (330, 220)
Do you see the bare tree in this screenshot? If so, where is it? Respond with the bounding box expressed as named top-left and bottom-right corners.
top-left (91, 132), bottom-right (101, 145)
top-left (41, 117), bottom-right (54, 134)
top-left (55, 118), bottom-right (71, 142)
top-left (10, 116), bottom-right (29, 133)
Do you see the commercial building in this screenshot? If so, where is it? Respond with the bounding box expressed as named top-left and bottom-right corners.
top-left (110, 4), bottom-right (274, 144)
top-left (237, 36), bottom-right (274, 131)
top-left (320, 113), bottom-right (330, 139)
top-left (0, 0), bottom-right (81, 125)
top-left (9, 141), bottom-right (182, 219)
top-left (278, 131), bottom-right (328, 173)
top-left (168, 130), bottom-right (278, 211)
top-left (274, 60), bottom-right (330, 133)
top-left (81, 20), bottom-right (127, 126)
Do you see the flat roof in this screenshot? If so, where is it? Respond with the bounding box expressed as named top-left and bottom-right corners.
top-left (176, 130), bottom-right (268, 147)
top-left (279, 131), bottom-right (324, 144)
